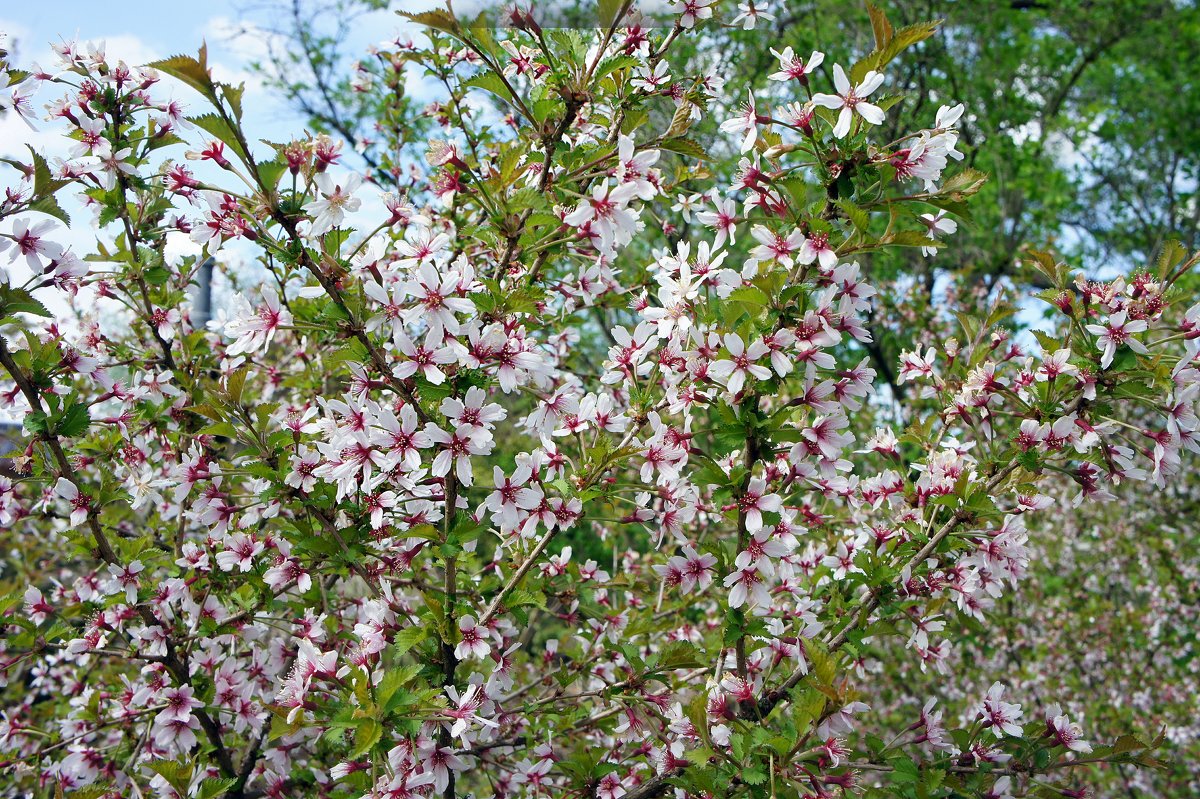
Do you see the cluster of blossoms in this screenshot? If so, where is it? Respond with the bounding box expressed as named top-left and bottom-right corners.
top-left (0, 4), bottom-right (1195, 799)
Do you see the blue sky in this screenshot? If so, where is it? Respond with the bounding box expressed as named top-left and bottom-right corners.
top-left (0, 2), bottom-right (437, 270)
top-left (5, 1), bottom-right (323, 148)
top-left (3, 1), bottom-right (1061, 342)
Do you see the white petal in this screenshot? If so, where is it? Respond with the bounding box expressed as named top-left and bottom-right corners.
top-left (810, 93), bottom-right (844, 110)
top-left (832, 107), bottom-right (852, 138)
top-left (856, 102), bottom-right (886, 125)
top-left (832, 64), bottom-right (850, 95)
top-left (858, 71), bottom-right (885, 96)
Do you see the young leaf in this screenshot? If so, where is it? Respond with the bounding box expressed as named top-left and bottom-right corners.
top-left (148, 46), bottom-right (215, 99)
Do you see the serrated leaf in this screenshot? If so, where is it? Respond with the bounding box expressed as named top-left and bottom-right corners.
top-left (507, 589), bottom-right (547, 609)
top-left (598, 0), bottom-right (627, 28)
top-left (144, 265), bottom-right (171, 286)
top-left (889, 756), bottom-right (920, 783)
top-left (656, 640), bottom-right (705, 671)
top-left (0, 286), bottom-right (51, 318)
top-left (837, 198), bottom-right (870, 231)
top-left (148, 46), bottom-right (215, 98)
top-left (392, 625), bottom-right (427, 657)
top-left (350, 718), bottom-right (382, 758)
top-left (866, 1), bottom-right (894, 49)
top-left (225, 367), bottom-right (248, 403)
top-left (879, 20), bottom-right (941, 65)
top-left (463, 71), bottom-right (515, 103)
top-left (377, 664), bottom-right (421, 709)
top-left (938, 167), bottom-right (988, 200)
top-left (1111, 734), bottom-right (1148, 755)
top-left (56, 402), bottom-right (90, 438)
top-left (727, 285), bottom-right (771, 312)
top-left (851, 20), bottom-right (942, 84)
top-left (256, 157), bottom-right (288, 192)
top-left (686, 691), bottom-right (710, 744)
top-left (398, 9), bottom-right (463, 37)
top-left (806, 639), bottom-right (836, 688)
top-left (222, 82), bottom-right (245, 121)
top-left (22, 410), bottom-right (49, 436)
top-left (198, 778), bottom-right (237, 799)
top-left (189, 113), bottom-right (249, 165)
top-left (659, 137), bottom-right (709, 161)
top-left (1156, 239), bottom-right (1187, 282)
top-left (25, 194), bottom-right (71, 225)
top-left (592, 54), bottom-right (639, 83)
top-left (888, 230), bottom-right (941, 248)
top-left (28, 146), bottom-right (70, 197)
top-left (147, 760), bottom-right (194, 793)
top-left (665, 102), bottom-right (694, 138)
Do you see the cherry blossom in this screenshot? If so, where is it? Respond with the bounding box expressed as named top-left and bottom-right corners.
top-left (1086, 309), bottom-right (1149, 368)
top-left (0, 16), bottom-right (1190, 799)
top-left (719, 89), bottom-right (763, 153)
top-left (223, 287), bottom-right (292, 356)
top-left (812, 64), bottom-right (887, 138)
top-left (708, 333), bottom-right (772, 395)
top-left (303, 171), bottom-right (363, 235)
top-left (768, 47), bottom-right (823, 83)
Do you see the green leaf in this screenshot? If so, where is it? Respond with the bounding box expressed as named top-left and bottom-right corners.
top-left (189, 113), bottom-right (249, 165)
top-left (1016, 449), bottom-right (1041, 473)
top-left (507, 589), bottom-right (547, 610)
top-left (598, 0), bottom-right (627, 28)
top-left (148, 760), bottom-right (194, 793)
top-left (1111, 734), bottom-right (1148, 755)
top-left (887, 231), bottom-right (940, 249)
top-left (256, 157), bottom-right (288, 192)
top-left (28, 146), bottom-right (71, 198)
top-left (659, 137), bottom-right (710, 161)
top-left (837, 198), bottom-right (870, 231)
top-left (889, 756), bottom-right (920, 784)
top-left (377, 664), bottom-right (421, 710)
top-left (144, 265), bottom-right (171, 286)
top-left (0, 286), bottom-right (51, 318)
top-left (222, 82), bottom-right (245, 121)
top-left (392, 625), bottom-right (427, 657)
top-left (148, 46), bottom-right (216, 99)
top-left (852, 20), bottom-right (941, 82)
top-left (350, 718), bottom-right (383, 758)
top-left (806, 639), bottom-right (836, 688)
top-left (22, 410), bottom-right (49, 436)
top-left (665, 102), bottom-right (695, 138)
top-left (938, 168), bottom-right (988, 200)
top-left (56, 402), bottom-right (91, 438)
top-left (225, 367), bottom-right (248, 403)
top-left (1156, 239), bottom-right (1187, 282)
top-left (198, 778), bottom-right (237, 799)
top-left (727, 285), bottom-right (771, 315)
top-left (866, 2), bottom-right (894, 49)
top-left (656, 640), bottom-right (705, 671)
top-left (463, 72), bottom-right (515, 103)
top-left (879, 21), bottom-right (941, 66)
top-left (397, 9), bottom-right (463, 38)
top-left (686, 691), bottom-right (710, 745)
top-left (25, 194), bottom-right (71, 225)
top-left (592, 54), bottom-right (639, 83)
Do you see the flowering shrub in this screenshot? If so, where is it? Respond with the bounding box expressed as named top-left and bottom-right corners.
top-left (1, 3), bottom-right (1198, 799)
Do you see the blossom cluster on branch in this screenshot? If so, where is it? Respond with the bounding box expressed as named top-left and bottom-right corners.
top-left (0, 3), bottom-right (1196, 799)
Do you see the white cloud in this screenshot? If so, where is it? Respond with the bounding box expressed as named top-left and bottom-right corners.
top-left (87, 34), bottom-right (161, 67)
top-left (0, 19), bottom-right (35, 59)
top-left (204, 15), bottom-right (275, 64)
